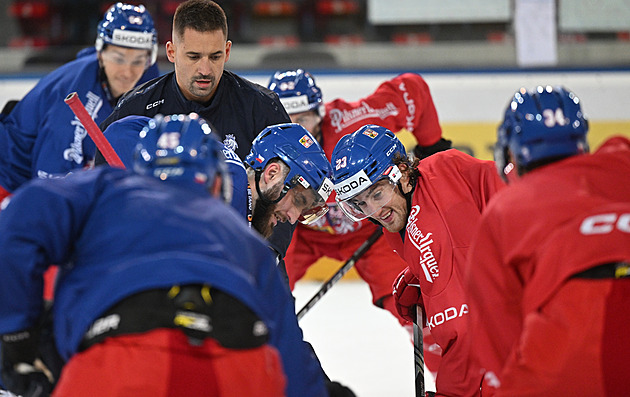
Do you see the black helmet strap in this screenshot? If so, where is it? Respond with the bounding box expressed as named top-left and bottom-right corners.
top-left (254, 170), bottom-right (290, 205)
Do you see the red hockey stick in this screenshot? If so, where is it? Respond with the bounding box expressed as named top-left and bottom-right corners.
top-left (64, 92), bottom-right (125, 169)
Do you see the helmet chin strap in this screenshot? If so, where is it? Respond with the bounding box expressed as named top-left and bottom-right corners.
top-left (254, 170), bottom-right (290, 205)
top-left (399, 180), bottom-right (416, 239)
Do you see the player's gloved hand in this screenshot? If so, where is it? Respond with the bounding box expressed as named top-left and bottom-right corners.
top-left (1, 329), bottom-right (54, 397)
top-left (326, 380), bottom-right (356, 397)
top-left (413, 138), bottom-right (453, 159)
top-left (392, 267), bottom-right (423, 323)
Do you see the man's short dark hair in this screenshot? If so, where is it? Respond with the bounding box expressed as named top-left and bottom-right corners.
top-left (173, 0), bottom-right (228, 39)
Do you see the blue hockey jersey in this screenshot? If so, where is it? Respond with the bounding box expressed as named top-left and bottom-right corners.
top-left (0, 167), bottom-right (327, 397)
top-left (101, 115), bottom-right (250, 219)
top-left (0, 49), bottom-right (159, 193)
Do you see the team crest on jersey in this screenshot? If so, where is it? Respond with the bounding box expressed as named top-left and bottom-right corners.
top-left (223, 134), bottom-right (238, 152)
top-left (362, 128), bottom-right (379, 139)
top-left (299, 134), bottom-right (314, 148)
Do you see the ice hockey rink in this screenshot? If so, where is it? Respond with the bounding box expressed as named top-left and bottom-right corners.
top-left (1, 69), bottom-right (629, 396)
top-left (294, 279), bottom-right (431, 396)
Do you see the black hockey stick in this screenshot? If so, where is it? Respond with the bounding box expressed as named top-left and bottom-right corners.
top-left (297, 227), bottom-right (383, 321)
top-left (414, 305), bottom-right (425, 396)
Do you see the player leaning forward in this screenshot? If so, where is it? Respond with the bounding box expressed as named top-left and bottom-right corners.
top-left (0, 3), bottom-right (159, 203)
top-left (465, 86), bottom-right (630, 396)
top-left (331, 124), bottom-right (505, 396)
top-left (0, 114), bottom-right (327, 396)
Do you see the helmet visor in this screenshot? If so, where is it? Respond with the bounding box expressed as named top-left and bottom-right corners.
top-left (289, 175), bottom-right (333, 225)
top-left (289, 184), bottom-right (329, 225)
top-left (336, 178), bottom-right (398, 221)
top-left (298, 203), bottom-right (329, 225)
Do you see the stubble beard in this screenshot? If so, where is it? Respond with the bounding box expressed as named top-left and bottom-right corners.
top-left (251, 182), bottom-right (283, 238)
top-left (251, 197), bottom-right (276, 238)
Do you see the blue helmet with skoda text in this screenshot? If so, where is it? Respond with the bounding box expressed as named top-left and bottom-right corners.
top-left (332, 124), bottom-right (406, 202)
top-left (245, 123), bottom-right (334, 224)
top-left (268, 69), bottom-right (325, 117)
top-left (134, 113), bottom-right (231, 202)
top-left (495, 85), bottom-right (589, 181)
top-left (96, 3), bottom-right (158, 66)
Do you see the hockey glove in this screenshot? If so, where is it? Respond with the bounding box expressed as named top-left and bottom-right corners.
top-left (326, 380), bottom-right (356, 397)
top-left (1, 329), bottom-right (53, 397)
top-left (392, 267), bottom-right (424, 324)
top-left (413, 138), bottom-right (453, 159)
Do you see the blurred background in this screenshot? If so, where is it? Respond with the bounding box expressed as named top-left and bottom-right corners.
top-left (1, 0), bottom-right (630, 73)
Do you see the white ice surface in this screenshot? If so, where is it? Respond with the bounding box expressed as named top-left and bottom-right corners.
top-left (293, 280), bottom-right (436, 397)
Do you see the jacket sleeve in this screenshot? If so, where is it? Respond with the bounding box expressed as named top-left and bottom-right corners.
top-left (0, 81), bottom-right (50, 190)
top-left (383, 73), bottom-right (443, 147)
top-left (101, 115), bottom-right (152, 168)
top-left (257, 91), bottom-right (292, 132)
top-left (458, 155), bottom-right (506, 211)
top-left (0, 178), bottom-right (94, 334)
top-left (255, 253), bottom-right (328, 397)
top-left (464, 205), bottom-right (523, 394)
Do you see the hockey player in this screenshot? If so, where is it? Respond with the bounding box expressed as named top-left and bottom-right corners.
top-left (101, 114), bottom-right (250, 219)
top-left (0, 3), bottom-right (159, 204)
top-left (99, 115), bottom-right (354, 396)
top-left (465, 86), bottom-right (630, 396)
top-left (331, 124), bottom-right (505, 396)
top-left (100, 0), bottom-right (290, 165)
top-left (102, 116), bottom-right (334, 239)
top-left (0, 114), bottom-right (328, 397)
top-left (268, 69), bottom-right (452, 374)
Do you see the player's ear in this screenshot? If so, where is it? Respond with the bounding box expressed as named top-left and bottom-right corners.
top-left (263, 162), bottom-right (281, 184)
top-left (166, 41), bottom-right (175, 63)
top-left (225, 40), bottom-right (232, 62)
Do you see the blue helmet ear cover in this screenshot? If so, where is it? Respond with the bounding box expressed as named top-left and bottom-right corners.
top-left (495, 85), bottom-right (589, 180)
top-left (96, 2), bottom-right (158, 66)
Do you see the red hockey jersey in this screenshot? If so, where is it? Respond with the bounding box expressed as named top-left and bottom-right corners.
top-left (465, 136), bottom-right (630, 395)
top-left (384, 149), bottom-right (505, 396)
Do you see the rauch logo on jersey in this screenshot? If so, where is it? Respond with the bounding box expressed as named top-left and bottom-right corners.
top-left (406, 205), bottom-right (439, 283)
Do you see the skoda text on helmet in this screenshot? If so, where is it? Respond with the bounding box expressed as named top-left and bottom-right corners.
top-left (268, 69), bottom-right (325, 117)
top-left (96, 3), bottom-right (158, 67)
top-left (134, 113), bottom-right (232, 203)
top-left (331, 124), bottom-right (405, 222)
top-left (495, 85), bottom-right (589, 182)
top-left (245, 123), bottom-right (334, 225)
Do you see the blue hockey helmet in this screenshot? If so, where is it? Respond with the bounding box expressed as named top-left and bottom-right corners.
top-left (134, 113), bottom-right (232, 203)
top-left (96, 2), bottom-right (158, 67)
top-left (245, 123), bottom-right (334, 224)
top-left (331, 124), bottom-right (406, 221)
top-left (268, 69), bottom-right (325, 117)
top-left (495, 85), bottom-right (589, 181)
